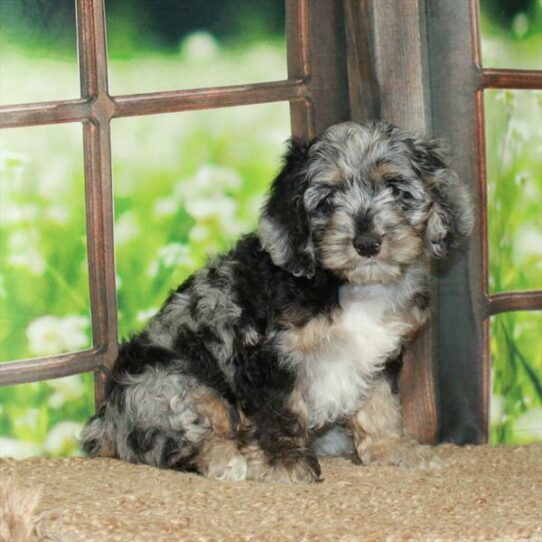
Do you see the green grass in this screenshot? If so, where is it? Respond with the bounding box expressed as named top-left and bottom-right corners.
top-left (480, 1), bottom-right (542, 443)
top-left (0, 20), bottom-right (541, 456)
top-left (485, 89), bottom-right (542, 443)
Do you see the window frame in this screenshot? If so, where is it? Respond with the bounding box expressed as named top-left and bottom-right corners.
top-left (0, 0), bottom-right (350, 405)
top-left (1, 0), bottom-right (541, 444)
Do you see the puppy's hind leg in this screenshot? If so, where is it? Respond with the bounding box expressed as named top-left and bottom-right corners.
top-left (192, 390), bottom-right (248, 481)
top-left (350, 377), bottom-right (439, 468)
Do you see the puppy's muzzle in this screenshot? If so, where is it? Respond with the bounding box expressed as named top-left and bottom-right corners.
top-left (353, 233), bottom-right (382, 257)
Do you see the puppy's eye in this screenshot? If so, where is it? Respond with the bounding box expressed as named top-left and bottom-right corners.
top-left (390, 184), bottom-right (414, 202)
top-left (314, 194), bottom-right (334, 214)
top-left (390, 185), bottom-right (401, 197)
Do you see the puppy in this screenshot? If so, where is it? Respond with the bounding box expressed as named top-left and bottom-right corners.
top-left (81, 121), bottom-right (473, 482)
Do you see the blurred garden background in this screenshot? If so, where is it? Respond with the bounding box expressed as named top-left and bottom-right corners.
top-left (0, 0), bottom-right (540, 457)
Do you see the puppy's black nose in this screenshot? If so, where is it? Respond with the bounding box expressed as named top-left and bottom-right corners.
top-left (353, 233), bottom-right (382, 257)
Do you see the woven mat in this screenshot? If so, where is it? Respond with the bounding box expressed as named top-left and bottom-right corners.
top-left (1, 444), bottom-right (541, 541)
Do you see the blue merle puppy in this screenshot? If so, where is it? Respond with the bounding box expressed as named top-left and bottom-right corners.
top-left (81, 121), bottom-right (473, 483)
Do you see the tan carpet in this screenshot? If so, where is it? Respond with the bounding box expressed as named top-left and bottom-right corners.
top-left (1, 444), bottom-right (541, 541)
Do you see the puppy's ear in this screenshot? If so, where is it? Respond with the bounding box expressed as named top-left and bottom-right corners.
top-left (412, 138), bottom-right (474, 259)
top-left (259, 138), bottom-right (315, 277)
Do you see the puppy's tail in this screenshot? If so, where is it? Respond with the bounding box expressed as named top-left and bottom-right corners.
top-left (80, 405), bottom-right (116, 458)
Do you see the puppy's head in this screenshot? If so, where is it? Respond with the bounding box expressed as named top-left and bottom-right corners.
top-left (259, 121), bottom-right (473, 284)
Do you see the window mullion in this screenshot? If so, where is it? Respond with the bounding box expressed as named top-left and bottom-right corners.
top-left (77, 0), bottom-right (118, 406)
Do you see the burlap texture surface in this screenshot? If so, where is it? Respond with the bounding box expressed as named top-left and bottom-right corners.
top-left (1, 444), bottom-right (540, 541)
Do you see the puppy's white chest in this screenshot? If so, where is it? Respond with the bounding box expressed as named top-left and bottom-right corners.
top-left (336, 284), bottom-right (407, 361)
top-left (294, 285), bottom-right (407, 428)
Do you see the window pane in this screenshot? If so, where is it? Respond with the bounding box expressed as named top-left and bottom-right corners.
top-left (0, 374), bottom-right (94, 458)
top-left (480, 0), bottom-right (542, 70)
top-left (490, 311), bottom-right (542, 444)
top-left (485, 90), bottom-right (542, 293)
top-left (106, 0), bottom-right (286, 95)
top-left (0, 124), bottom-right (91, 362)
top-left (0, 1), bottom-right (79, 105)
top-left (111, 103), bottom-right (290, 339)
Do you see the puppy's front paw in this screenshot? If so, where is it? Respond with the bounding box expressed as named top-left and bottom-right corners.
top-left (264, 454), bottom-right (322, 484)
top-left (244, 444), bottom-right (322, 483)
top-left (356, 437), bottom-right (441, 469)
top-left (206, 452), bottom-right (248, 481)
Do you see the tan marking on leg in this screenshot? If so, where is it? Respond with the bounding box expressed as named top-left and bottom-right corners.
top-left (281, 314), bottom-right (351, 356)
top-left (196, 433), bottom-right (247, 481)
top-left (241, 440), bottom-right (321, 484)
top-left (351, 378), bottom-right (439, 468)
top-left (352, 378), bottom-right (403, 441)
top-left (286, 388), bottom-right (309, 435)
top-left (94, 437), bottom-right (117, 458)
top-left (282, 315), bottom-right (332, 354)
top-left (193, 389), bottom-right (237, 438)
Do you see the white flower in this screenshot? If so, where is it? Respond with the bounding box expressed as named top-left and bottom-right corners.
top-left (0, 150), bottom-right (28, 197)
top-left (26, 314), bottom-right (90, 356)
top-left (513, 407), bottom-right (542, 441)
top-left (115, 212), bottom-right (140, 245)
top-left (509, 119), bottom-right (530, 143)
top-left (0, 150), bottom-right (27, 171)
top-left (8, 247), bottom-right (46, 274)
top-left (14, 408), bottom-right (39, 431)
top-left (146, 243), bottom-right (194, 277)
top-left (181, 32), bottom-right (219, 61)
top-left (36, 157), bottom-right (72, 201)
top-left (176, 165), bottom-right (242, 199)
top-left (48, 375), bottom-right (85, 409)
top-left (45, 205), bottom-right (70, 224)
top-left (514, 172), bottom-right (540, 200)
top-left (7, 229), bottom-right (46, 274)
top-left (513, 226), bottom-right (542, 264)
top-left (158, 243), bottom-right (194, 268)
top-left (490, 394), bottom-right (504, 425)
top-left (147, 261), bottom-right (159, 278)
top-left (189, 224), bottom-right (210, 243)
top-left (154, 197), bottom-right (179, 218)
top-left (0, 203), bottom-right (38, 226)
top-left (44, 421), bottom-right (84, 456)
top-left (495, 90), bottom-right (516, 109)
top-left (185, 195), bottom-right (237, 222)
top-left (137, 308), bottom-right (159, 323)
top-left (0, 437), bottom-right (41, 459)
top-left (59, 316), bottom-right (90, 352)
top-left (178, 167), bottom-right (239, 226)
top-left (512, 13), bottom-right (529, 38)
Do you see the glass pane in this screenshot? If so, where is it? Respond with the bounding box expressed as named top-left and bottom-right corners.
top-left (0, 374), bottom-right (94, 458)
top-left (106, 0), bottom-right (286, 95)
top-left (479, 0), bottom-right (542, 70)
top-left (486, 90), bottom-right (542, 293)
top-left (0, 1), bottom-right (79, 105)
top-left (111, 103), bottom-right (290, 338)
top-left (490, 311), bottom-right (542, 444)
top-left (0, 124), bottom-right (91, 362)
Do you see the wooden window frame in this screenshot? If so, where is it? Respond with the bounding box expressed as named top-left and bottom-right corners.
top-left (0, 0), bottom-right (350, 405)
top-left (1, 0), bottom-right (541, 444)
